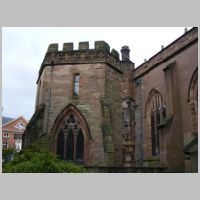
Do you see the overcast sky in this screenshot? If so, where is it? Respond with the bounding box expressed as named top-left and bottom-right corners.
top-left (2, 27), bottom-right (191, 120)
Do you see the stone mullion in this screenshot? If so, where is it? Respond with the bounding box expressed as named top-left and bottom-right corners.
top-left (159, 106), bottom-right (163, 122)
top-left (73, 130), bottom-right (78, 161)
top-left (63, 130), bottom-right (68, 160)
top-left (153, 111), bottom-right (158, 156)
top-left (157, 108), bottom-right (161, 155)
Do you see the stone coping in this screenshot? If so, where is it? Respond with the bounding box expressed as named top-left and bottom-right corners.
top-left (134, 27), bottom-right (198, 80)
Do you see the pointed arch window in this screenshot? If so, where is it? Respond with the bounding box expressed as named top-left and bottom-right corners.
top-left (146, 89), bottom-right (166, 157)
top-left (53, 104), bottom-right (90, 165)
top-left (56, 113), bottom-right (85, 163)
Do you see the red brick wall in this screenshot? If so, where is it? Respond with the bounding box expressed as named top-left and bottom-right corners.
top-left (2, 116), bottom-right (28, 150)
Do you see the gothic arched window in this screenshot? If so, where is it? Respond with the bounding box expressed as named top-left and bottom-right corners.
top-left (52, 104), bottom-right (90, 165)
top-left (145, 89), bottom-right (166, 157)
top-left (55, 112), bottom-right (86, 163)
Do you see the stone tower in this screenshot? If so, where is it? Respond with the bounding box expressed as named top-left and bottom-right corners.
top-left (22, 28), bottom-right (198, 172)
top-left (23, 41), bottom-right (135, 167)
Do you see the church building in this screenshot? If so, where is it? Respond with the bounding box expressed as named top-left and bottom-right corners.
top-left (23, 27), bottom-right (198, 172)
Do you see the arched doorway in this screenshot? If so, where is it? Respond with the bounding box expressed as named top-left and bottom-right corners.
top-left (51, 104), bottom-right (90, 164)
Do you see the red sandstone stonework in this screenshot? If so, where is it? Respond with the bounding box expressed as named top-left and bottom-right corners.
top-left (23, 28), bottom-right (198, 172)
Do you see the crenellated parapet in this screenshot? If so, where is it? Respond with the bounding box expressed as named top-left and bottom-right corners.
top-left (37, 41), bottom-right (125, 82)
top-left (44, 41), bottom-right (117, 63)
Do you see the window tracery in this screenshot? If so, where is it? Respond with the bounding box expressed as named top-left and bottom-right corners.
top-left (145, 89), bottom-right (166, 157)
top-left (56, 113), bottom-right (84, 162)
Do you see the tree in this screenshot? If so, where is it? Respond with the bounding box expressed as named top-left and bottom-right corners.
top-left (2, 148), bottom-right (15, 163)
top-left (2, 144), bottom-right (88, 173)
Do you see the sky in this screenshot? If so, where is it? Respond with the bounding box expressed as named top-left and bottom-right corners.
top-left (2, 27), bottom-right (191, 120)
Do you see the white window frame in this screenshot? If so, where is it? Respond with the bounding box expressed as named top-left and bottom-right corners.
top-left (3, 141), bottom-right (9, 149)
top-left (3, 131), bottom-right (9, 138)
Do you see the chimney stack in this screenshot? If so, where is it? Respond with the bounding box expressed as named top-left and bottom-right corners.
top-left (121, 46), bottom-right (130, 61)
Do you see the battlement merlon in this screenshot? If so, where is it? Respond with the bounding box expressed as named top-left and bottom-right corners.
top-left (37, 41), bottom-right (134, 83)
top-left (47, 41), bottom-right (111, 52)
top-left (47, 43), bottom-right (58, 52)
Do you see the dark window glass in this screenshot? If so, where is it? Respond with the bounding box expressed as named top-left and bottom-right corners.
top-left (57, 130), bottom-right (64, 160)
top-left (151, 112), bottom-right (156, 156)
top-left (151, 111), bottom-right (159, 156)
top-left (66, 129), bottom-right (74, 160)
top-left (162, 106), bottom-right (166, 119)
top-left (150, 93), bottom-right (167, 156)
top-left (156, 109), bottom-right (160, 124)
top-left (76, 129), bottom-right (84, 160)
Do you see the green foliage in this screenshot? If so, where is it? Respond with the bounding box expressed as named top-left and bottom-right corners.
top-left (2, 148), bottom-right (15, 163)
top-left (2, 144), bottom-right (88, 173)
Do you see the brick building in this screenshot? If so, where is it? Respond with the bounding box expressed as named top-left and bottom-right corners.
top-left (23, 27), bottom-right (198, 172)
top-left (2, 116), bottom-right (28, 152)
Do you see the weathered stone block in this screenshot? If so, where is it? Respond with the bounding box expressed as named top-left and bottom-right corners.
top-left (111, 49), bottom-right (119, 59)
top-left (47, 43), bottom-right (58, 52)
top-left (63, 43), bottom-right (73, 51)
top-left (79, 42), bottom-right (89, 50)
top-left (95, 41), bottom-right (110, 52)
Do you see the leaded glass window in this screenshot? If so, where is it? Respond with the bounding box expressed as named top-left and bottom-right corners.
top-left (56, 113), bottom-right (85, 163)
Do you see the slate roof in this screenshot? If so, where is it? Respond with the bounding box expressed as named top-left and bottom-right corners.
top-left (2, 116), bottom-right (15, 126)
